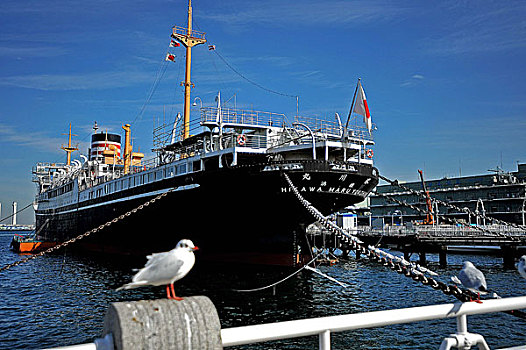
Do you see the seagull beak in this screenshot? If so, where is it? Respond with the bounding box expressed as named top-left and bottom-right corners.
top-left (192, 246), bottom-right (199, 251)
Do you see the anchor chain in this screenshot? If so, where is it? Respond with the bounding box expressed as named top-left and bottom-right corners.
top-left (0, 187), bottom-right (177, 273)
top-left (282, 172), bottom-right (526, 313)
top-left (378, 174), bottom-right (524, 233)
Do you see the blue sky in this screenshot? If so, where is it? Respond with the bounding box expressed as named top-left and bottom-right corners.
top-left (1, 0), bottom-right (525, 224)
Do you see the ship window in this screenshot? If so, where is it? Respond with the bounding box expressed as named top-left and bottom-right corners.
top-left (156, 170), bottom-right (162, 180)
top-left (178, 164), bottom-right (186, 174)
top-left (193, 161), bottom-right (201, 171)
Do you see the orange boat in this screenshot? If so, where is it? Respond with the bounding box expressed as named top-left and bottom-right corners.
top-left (10, 234), bottom-right (57, 254)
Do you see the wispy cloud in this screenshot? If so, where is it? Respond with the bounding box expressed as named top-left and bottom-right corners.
top-left (0, 123), bottom-right (77, 153)
top-left (400, 74), bottom-right (424, 87)
top-left (0, 45), bottom-right (68, 58)
top-left (200, 0), bottom-right (410, 26)
top-left (424, 2), bottom-right (526, 55)
top-left (0, 70), bottom-right (155, 91)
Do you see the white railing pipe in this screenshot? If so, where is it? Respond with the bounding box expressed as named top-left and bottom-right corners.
top-left (220, 296), bottom-right (526, 347)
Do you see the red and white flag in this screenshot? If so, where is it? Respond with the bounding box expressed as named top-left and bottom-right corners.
top-left (170, 40), bottom-right (180, 47)
top-left (353, 81), bottom-right (372, 132)
top-left (208, 45), bottom-right (216, 51)
top-left (165, 53), bottom-right (176, 62)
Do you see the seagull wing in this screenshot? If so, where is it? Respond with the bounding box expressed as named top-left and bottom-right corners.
top-left (459, 266), bottom-right (487, 291)
top-left (132, 251), bottom-right (184, 286)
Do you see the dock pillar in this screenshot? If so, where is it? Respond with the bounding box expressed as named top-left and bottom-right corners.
top-left (103, 296), bottom-right (222, 350)
top-left (419, 251), bottom-right (426, 265)
top-left (439, 246), bottom-right (448, 267)
top-left (501, 245), bottom-right (518, 269)
top-left (404, 251), bottom-right (410, 261)
top-left (355, 248), bottom-right (361, 259)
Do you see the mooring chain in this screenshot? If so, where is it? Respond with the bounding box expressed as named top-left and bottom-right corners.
top-left (282, 172), bottom-right (516, 307)
top-left (378, 174), bottom-right (524, 233)
top-left (0, 188), bottom-right (177, 273)
top-left (374, 191), bottom-right (505, 237)
top-left (282, 173), bottom-right (438, 276)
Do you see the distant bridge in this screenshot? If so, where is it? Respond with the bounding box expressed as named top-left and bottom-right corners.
top-left (0, 224), bottom-right (35, 231)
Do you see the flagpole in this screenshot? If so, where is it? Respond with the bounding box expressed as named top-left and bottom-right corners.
top-left (344, 78), bottom-right (361, 133)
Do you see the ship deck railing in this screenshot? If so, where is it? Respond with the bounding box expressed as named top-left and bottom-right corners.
top-left (200, 107), bottom-right (287, 129)
top-left (293, 115), bottom-right (374, 142)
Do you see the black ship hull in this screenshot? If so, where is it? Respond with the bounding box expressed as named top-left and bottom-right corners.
top-left (35, 160), bottom-right (378, 266)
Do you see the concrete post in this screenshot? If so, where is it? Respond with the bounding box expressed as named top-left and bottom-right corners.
top-left (103, 296), bottom-right (222, 350)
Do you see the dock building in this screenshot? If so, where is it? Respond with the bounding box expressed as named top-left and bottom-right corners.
top-left (370, 164), bottom-right (526, 226)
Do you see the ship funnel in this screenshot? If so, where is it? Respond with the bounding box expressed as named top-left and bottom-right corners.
top-left (90, 131), bottom-right (121, 161)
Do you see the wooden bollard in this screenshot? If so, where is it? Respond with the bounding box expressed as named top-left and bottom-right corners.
top-left (102, 296), bottom-right (222, 350)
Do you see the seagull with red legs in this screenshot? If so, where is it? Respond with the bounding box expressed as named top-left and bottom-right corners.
top-left (117, 239), bottom-right (198, 300)
top-left (451, 261), bottom-right (487, 303)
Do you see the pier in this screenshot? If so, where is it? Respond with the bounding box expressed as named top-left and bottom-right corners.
top-left (308, 224), bottom-right (526, 268)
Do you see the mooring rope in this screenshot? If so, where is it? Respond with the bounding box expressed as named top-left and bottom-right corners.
top-left (232, 252), bottom-right (323, 292)
top-left (282, 172), bottom-right (526, 320)
top-left (0, 187), bottom-right (177, 273)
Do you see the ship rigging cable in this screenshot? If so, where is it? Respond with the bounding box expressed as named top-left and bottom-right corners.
top-left (131, 59), bottom-right (170, 126)
top-left (212, 49), bottom-right (298, 99)
top-left (282, 172), bottom-right (526, 320)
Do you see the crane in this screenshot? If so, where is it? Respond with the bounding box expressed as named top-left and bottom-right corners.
top-left (418, 169), bottom-right (434, 225)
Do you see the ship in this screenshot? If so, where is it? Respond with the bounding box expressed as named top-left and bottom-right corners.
top-left (30, 0), bottom-right (379, 267)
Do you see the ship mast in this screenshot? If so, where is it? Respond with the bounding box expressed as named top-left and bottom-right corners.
top-left (171, 0), bottom-right (206, 140)
top-left (61, 123), bottom-right (78, 166)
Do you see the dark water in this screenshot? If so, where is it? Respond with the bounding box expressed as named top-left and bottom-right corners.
top-left (1, 232), bottom-right (525, 349)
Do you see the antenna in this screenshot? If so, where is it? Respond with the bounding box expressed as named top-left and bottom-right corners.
top-left (61, 123), bottom-right (79, 166)
top-left (171, 0), bottom-right (207, 140)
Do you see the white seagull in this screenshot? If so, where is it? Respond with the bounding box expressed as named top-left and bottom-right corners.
top-left (518, 255), bottom-right (526, 279)
top-left (117, 239), bottom-right (199, 300)
top-left (452, 261), bottom-right (487, 303)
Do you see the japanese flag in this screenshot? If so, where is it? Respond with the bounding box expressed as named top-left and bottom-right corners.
top-left (353, 81), bottom-right (372, 132)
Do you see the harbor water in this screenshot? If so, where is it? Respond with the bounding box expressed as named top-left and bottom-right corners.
top-left (0, 233), bottom-right (525, 349)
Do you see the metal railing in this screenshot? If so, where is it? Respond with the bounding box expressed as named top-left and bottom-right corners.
top-left (171, 25), bottom-right (205, 40)
top-left (221, 296), bottom-right (526, 349)
top-left (200, 107), bottom-right (286, 128)
top-left (365, 224), bottom-right (526, 237)
top-left (49, 296), bottom-right (526, 349)
top-left (294, 115), bottom-right (374, 141)
top-left (221, 133), bottom-right (267, 149)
